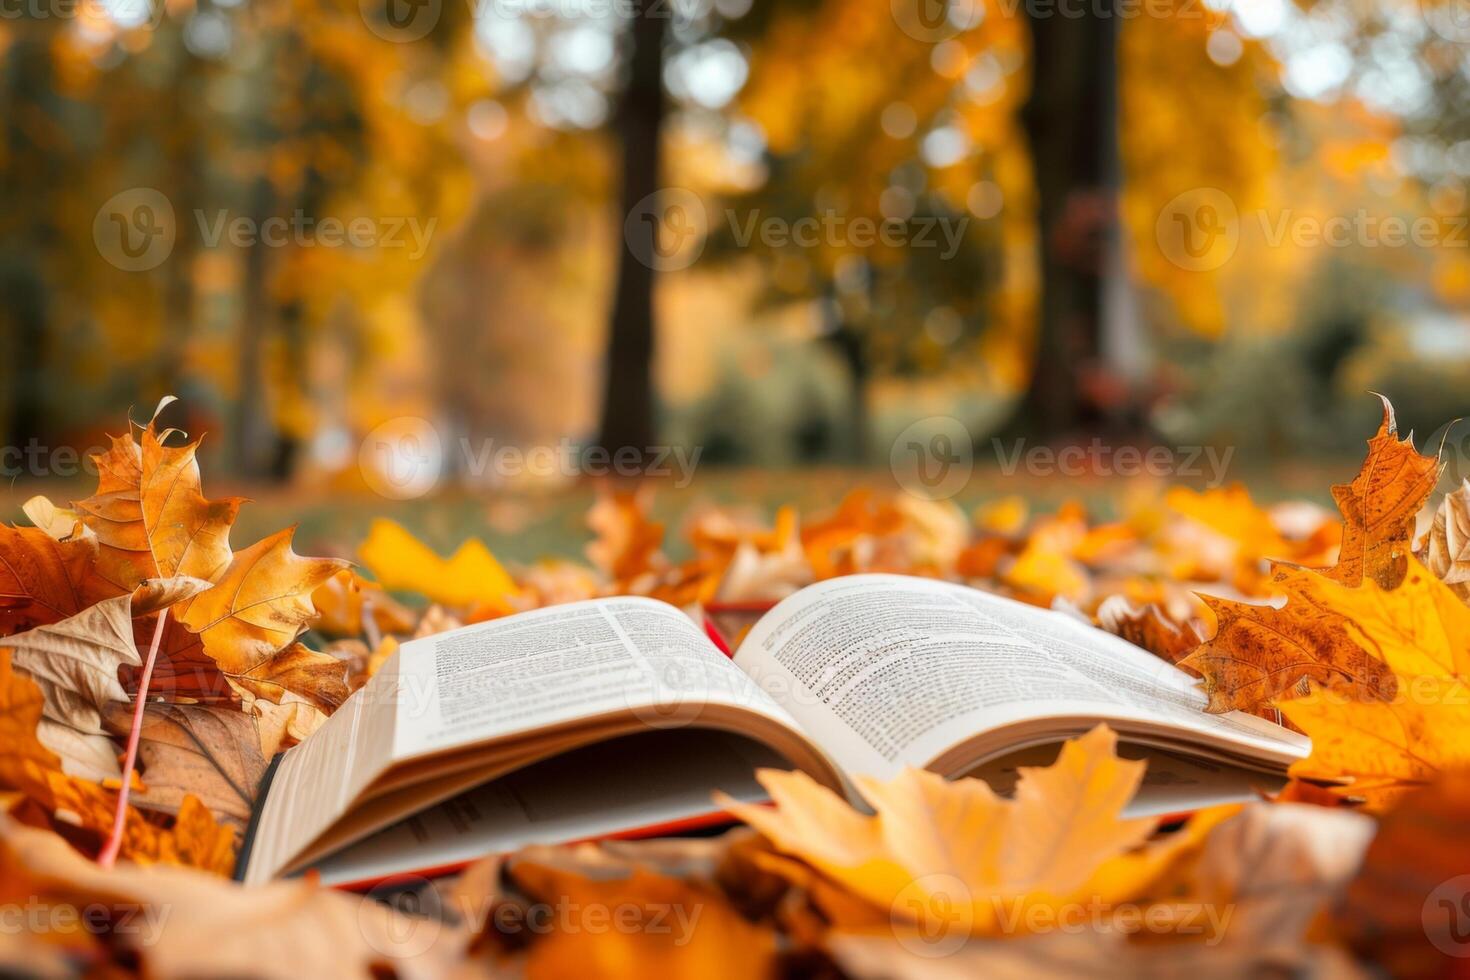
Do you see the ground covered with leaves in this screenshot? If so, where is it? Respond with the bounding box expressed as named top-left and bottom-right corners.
top-left (4, 395), bottom-right (1470, 978)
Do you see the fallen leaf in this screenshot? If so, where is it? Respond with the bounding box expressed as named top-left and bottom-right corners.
top-left (0, 524), bottom-right (120, 635)
top-left (1327, 395), bottom-right (1441, 590)
top-left (1278, 676), bottom-right (1470, 812)
top-left (2, 811), bottom-right (464, 977)
top-left (717, 725), bottom-right (1212, 936)
top-left (102, 702), bottom-right (267, 825)
top-left (586, 488), bottom-right (667, 585)
top-left (1096, 596), bottom-right (1200, 663)
top-left (6, 593), bottom-right (141, 736)
top-left (226, 641), bottom-right (350, 713)
top-left (67, 403), bottom-right (242, 594)
top-left (1181, 564), bottom-right (1397, 712)
top-left (310, 568), bottom-right (417, 638)
top-left (1420, 477), bottom-right (1470, 603)
top-left (358, 518), bottom-right (518, 610)
top-left (177, 527), bottom-right (347, 683)
top-left (1335, 769), bottom-right (1470, 976)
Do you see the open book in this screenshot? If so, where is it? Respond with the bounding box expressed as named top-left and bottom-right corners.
top-left (235, 574), bottom-right (1308, 887)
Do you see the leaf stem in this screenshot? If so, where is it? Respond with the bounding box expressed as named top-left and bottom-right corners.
top-left (98, 608), bottom-right (168, 869)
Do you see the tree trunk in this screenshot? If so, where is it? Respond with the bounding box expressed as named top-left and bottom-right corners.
top-left (1003, 10), bottom-right (1117, 440)
top-left (596, 0), bottom-right (666, 461)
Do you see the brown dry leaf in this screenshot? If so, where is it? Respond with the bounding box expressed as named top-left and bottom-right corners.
top-left (68, 408), bottom-right (242, 594)
top-left (1421, 477), bottom-right (1470, 603)
top-left (718, 726), bottom-right (1214, 937)
top-left (227, 641), bottom-right (350, 713)
top-left (3, 811), bottom-right (467, 978)
top-left (102, 702), bottom-right (267, 825)
top-left (1096, 596), bottom-right (1200, 664)
top-left (1327, 395), bottom-right (1441, 590)
top-left (1180, 564), bottom-right (1397, 713)
top-left (0, 524), bottom-right (121, 635)
top-left (177, 527), bottom-right (347, 685)
top-left (6, 593), bottom-right (140, 737)
top-left (1335, 769), bottom-right (1470, 976)
top-left (0, 650), bottom-right (232, 870)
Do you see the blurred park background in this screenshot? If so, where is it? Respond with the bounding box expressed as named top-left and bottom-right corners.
top-left (3, 0), bottom-right (1470, 557)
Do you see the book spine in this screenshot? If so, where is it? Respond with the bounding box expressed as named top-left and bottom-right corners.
top-left (232, 752), bottom-right (286, 883)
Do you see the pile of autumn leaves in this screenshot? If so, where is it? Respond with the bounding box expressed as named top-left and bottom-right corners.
top-left (4, 395), bottom-right (1470, 978)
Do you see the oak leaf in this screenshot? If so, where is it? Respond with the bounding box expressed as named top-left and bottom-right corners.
top-left (177, 527), bottom-right (347, 679)
top-left (1327, 395), bottom-right (1441, 590)
top-left (717, 725), bottom-right (1214, 936)
top-left (1181, 564), bottom-right (1396, 712)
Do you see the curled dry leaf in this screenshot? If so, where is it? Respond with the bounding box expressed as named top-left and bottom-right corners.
top-left (6, 594), bottom-right (140, 736)
top-left (1096, 596), bottom-right (1200, 664)
top-left (309, 568), bottom-right (417, 638)
top-left (1420, 477), bottom-right (1470, 603)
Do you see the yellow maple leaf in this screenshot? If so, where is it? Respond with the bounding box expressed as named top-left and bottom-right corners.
top-left (1279, 678), bottom-right (1470, 813)
top-left (716, 725), bottom-right (1226, 936)
top-left (357, 518), bottom-right (519, 611)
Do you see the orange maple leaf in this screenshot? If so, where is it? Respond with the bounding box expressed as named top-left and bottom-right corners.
top-left (177, 528), bottom-right (347, 690)
top-left (0, 525), bottom-right (121, 636)
top-left (1181, 564), bottom-right (1397, 713)
top-left (71, 406), bottom-right (242, 594)
top-left (1327, 396), bottom-right (1441, 590)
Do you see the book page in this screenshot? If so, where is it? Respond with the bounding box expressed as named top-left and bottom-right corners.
top-left (305, 730), bottom-right (781, 888)
top-left (735, 574), bottom-right (1307, 781)
top-left (391, 596), bottom-right (807, 760)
